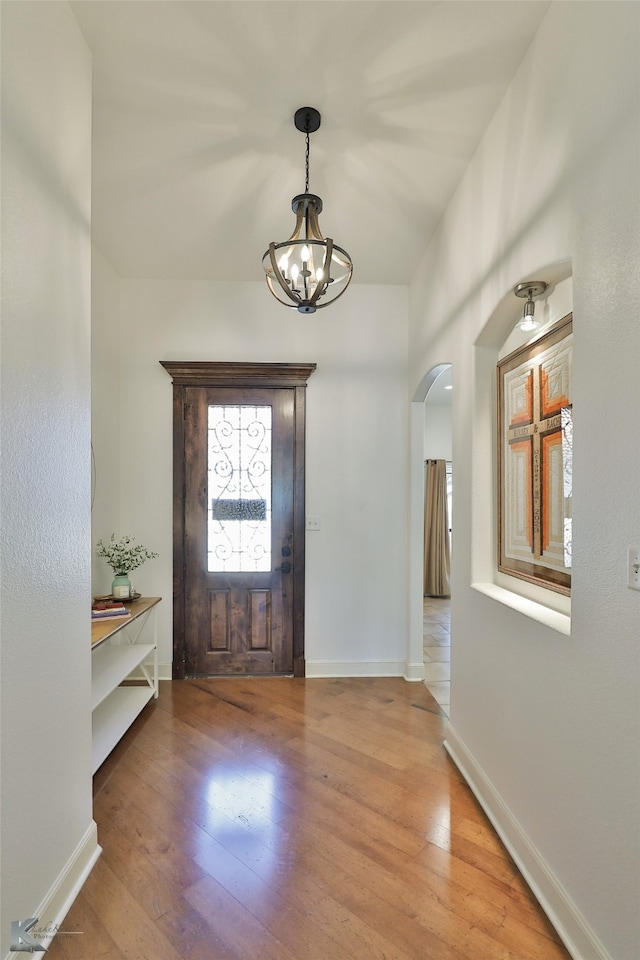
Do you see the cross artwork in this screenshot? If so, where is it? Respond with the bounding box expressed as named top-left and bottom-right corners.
top-left (498, 315), bottom-right (572, 593)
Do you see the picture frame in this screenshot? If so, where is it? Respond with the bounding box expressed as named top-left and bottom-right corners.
top-left (497, 313), bottom-right (573, 594)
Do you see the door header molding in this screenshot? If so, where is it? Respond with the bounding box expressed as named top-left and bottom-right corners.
top-left (160, 361), bottom-right (316, 388)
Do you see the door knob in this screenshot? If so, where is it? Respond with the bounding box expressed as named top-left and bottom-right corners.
top-left (279, 562), bottom-right (292, 574)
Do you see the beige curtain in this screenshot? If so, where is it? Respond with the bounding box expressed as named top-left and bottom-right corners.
top-left (423, 459), bottom-right (451, 597)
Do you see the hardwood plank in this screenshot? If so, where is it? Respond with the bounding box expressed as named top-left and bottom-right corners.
top-left (156, 902), bottom-right (241, 960)
top-left (274, 753), bottom-right (431, 859)
top-left (96, 822), bottom-right (184, 923)
top-left (298, 841), bottom-right (469, 960)
top-left (289, 818), bottom-right (529, 960)
top-left (191, 846), bottom-right (363, 960)
top-left (184, 874), bottom-right (301, 960)
top-left (48, 856), bottom-right (182, 960)
top-left (283, 730), bottom-right (453, 837)
top-left (45, 892), bottom-right (123, 960)
top-left (47, 679), bottom-right (571, 960)
top-left (301, 894), bottom-right (419, 960)
top-left (495, 912), bottom-right (569, 958)
top-left (413, 837), bottom-right (566, 941)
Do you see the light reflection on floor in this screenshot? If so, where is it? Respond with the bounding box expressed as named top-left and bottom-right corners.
top-left (203, 768), bottom-right (282, 880)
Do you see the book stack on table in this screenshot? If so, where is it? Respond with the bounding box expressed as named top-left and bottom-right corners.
top-left (91, 599), bottom-right (131, 621)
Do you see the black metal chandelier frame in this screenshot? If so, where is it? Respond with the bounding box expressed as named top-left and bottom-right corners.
top-left (262, 107), bottom-right (353, 314)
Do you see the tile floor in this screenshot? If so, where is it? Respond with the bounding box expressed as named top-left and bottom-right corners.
top-left (423, 596), bottom-right (451, 717)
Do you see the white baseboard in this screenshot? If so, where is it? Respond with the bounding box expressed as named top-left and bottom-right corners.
top-left (155, 663), bottom-right (422, 682)
top-left (128, 662), bottom-right (173, 681)
top-left (403, 661), bottom-right (425, 682)
top-left (444, 725), bottom-right (610, 960)
top-left (3, 822), bottom-right (101, 960)
top-left (157, 662), bottom-right (172, 681)
top-left (305, 660), bottom-right (405, 678)
top-left (157, 663), bottom-right (418, 682)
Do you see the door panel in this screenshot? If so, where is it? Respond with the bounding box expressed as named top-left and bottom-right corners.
top-left (183, 386), bottom-right (294, 676)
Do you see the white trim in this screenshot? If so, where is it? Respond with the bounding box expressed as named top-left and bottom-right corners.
top-left (157, 662), bottom-right (173, 681)
top-left (408, 400), bottom-right (429, 681)
top-left (151, 665), bottom-right (413, 681)
top-left (403, 660), bottom-right (426, 682)
top-left (305, 660), bottom-right (405, 678)
top-left (444, 726), bottom-right (610, 960)
top-left (128, 662), bottom-right (173, 681)
top-left (156, 663), bottom-right (415, 682)
top-left (471, 582), bottom-right (571, 635)
top-left (3, 822), bottom-right (101, 960)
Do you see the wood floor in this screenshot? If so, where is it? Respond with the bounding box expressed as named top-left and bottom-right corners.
top-left (48, 678), bottom-right (570, 960)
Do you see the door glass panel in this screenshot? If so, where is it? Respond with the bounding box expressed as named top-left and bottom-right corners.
top-left (207, 405), bottom-right (272, 572)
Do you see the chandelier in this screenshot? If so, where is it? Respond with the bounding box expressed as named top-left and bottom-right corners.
top-left (262, 107), bottom-right (353, 314)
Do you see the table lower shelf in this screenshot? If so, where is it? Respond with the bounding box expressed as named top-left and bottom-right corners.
top-left (91, 685), bottom-right (155, 774)
top-left (92, 643), bottom-right (156, 711)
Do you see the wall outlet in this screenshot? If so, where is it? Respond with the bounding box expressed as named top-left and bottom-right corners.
top-left (306, 516), bottom-right (321, 532)
top-left (628, 548), bottom-right (640, 590)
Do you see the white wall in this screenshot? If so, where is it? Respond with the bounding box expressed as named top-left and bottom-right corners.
top-left (0, 3), bottom-right (98, 953)
top-left (409, 4), bottom-right (640, 959)
top-left (423, 405), bottom-right (452, 461)
top-left (96, 279), bottom-right (410, 677)
top-left (91, 247), bottom-right (123, 591)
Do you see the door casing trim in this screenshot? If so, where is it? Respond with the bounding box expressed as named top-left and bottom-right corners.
top-left (161, 361), bottom-right (316, 678)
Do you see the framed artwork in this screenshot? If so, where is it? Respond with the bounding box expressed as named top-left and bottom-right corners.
top-left (497, 313), bottom-right (572, 594)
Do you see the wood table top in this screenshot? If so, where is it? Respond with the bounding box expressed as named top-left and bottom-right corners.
top-left (91, 596), bottom-right (161, 648)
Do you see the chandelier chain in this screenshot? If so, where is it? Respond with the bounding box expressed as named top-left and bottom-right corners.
top-left (305, 129), bottom-right (310, 194)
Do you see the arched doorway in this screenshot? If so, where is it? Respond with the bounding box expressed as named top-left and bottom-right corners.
top-left (422, 365), bottom-right (452, 714)
top-left (408, 364), bottom-right (452, 713)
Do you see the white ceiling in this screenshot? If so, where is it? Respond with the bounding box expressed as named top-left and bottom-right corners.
top-left (71, 1), bottom-right (550, 286)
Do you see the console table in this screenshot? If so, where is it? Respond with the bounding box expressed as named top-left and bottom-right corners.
top-left (91, 596), bottom-right (161, 773)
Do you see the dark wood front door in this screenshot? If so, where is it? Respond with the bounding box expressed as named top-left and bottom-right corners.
top-left (161, 362), bottom-right (315, 678)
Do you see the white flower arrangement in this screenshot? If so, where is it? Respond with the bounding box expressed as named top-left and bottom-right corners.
top-left (96, 534), bottom-right (159, 575)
